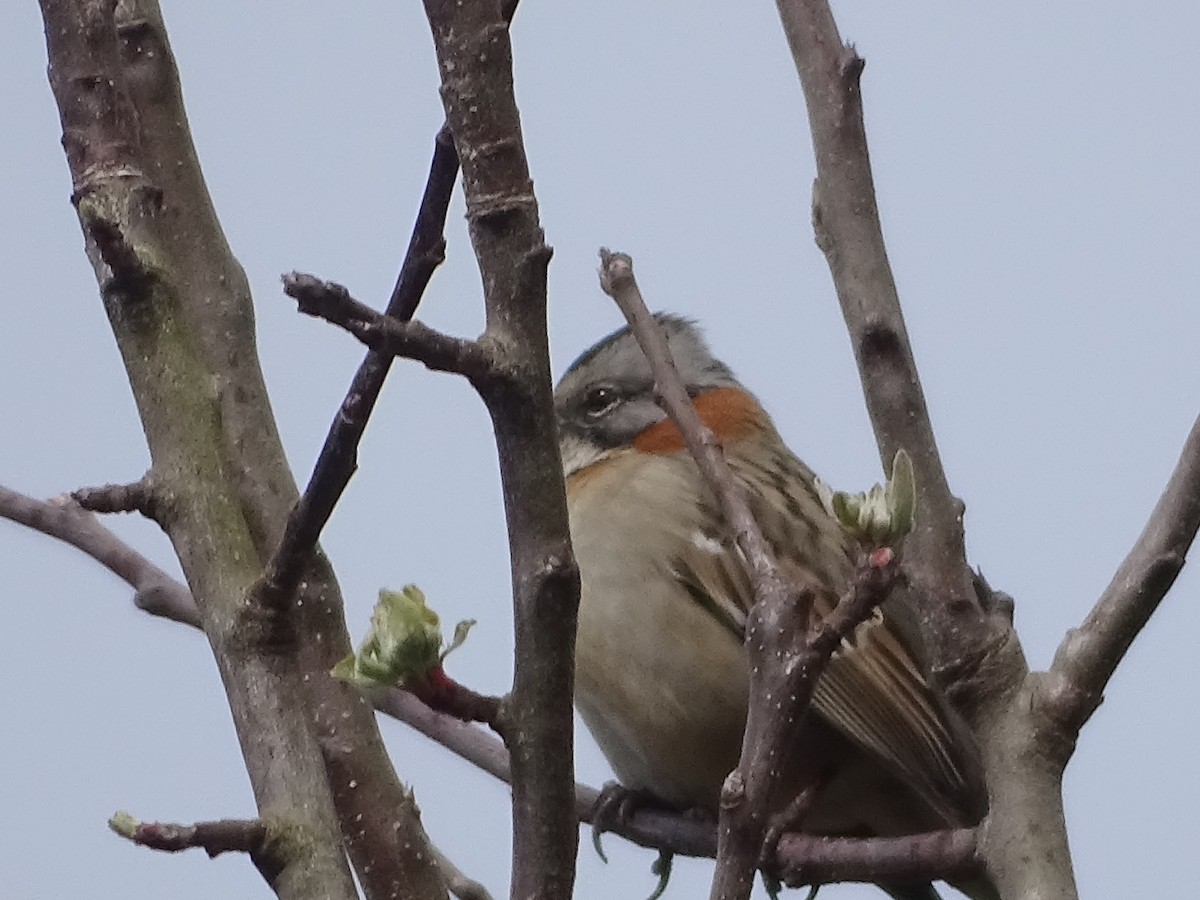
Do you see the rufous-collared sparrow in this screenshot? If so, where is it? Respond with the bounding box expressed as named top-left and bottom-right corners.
top-left (555, 315), bottom-right (989, 900)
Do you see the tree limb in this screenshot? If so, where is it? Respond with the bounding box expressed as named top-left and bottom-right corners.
top-left (415, 4), bottom-right (580, 900)
top-left (282, 273), bottom-right (496, 383)
top-left (0, 486), bottom-right (198, 626)
top-left (772, 0), bottom-right (1002, 675)
top-left (770, 5), bottom-right (1085, 900)
top-left (38, 4), bottom-right (360, 898)
top-left (1048, 412), bottom-right (1200, 732)
top-left (38, 3), bottom-right (447, 898)
top-left (109, 812), bottom-right (268, 858)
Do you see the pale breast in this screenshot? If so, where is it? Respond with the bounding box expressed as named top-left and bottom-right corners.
top-left (567, 450), bottom-right (749, 811)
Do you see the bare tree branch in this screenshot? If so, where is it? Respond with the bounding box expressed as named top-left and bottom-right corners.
top-left (39, 5), bottom-right (358, 897)
top-left (410, 666), bottom-right (504, 732)
top-left (254, 129), bottom-right (459, 621)
top-left (770, 5), bottom-right (1087, 900)
top-left (108, 811), bottom-right (268, 858)
top-left (0, 486), bottom-right (198, 626)
top-left (598, 250), bottom-right (802, 900)
top-left (109, 808), bottom-right (495, 900)
top-left (36, 3), bottom-right (447, 898)
top-left (117, 5), bottom-right (462, 896)
top-left (597, 251), bottom-right (795, 615)
top-left (282, 273), bottom-right (496, 382)
top-left (72, 477), bottom-right (159, 520)
top-left (252, 4), bottom-right (528, 728)
top-left (378, 690), bottom-right (514, 783)
top-left (774, 828), bottom-right (979, 887)
top-left (771, 0), bottom-right (1005, 676)
top-left (418, 3), bottom-right (579, 899)
top-left (1048, 412), bottom-right (1200, 732)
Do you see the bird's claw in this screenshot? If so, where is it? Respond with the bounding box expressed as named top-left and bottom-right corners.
top-left (647, 849), bottom-right (673, 900)
top-left (589, 781), bottom-right (652, 862)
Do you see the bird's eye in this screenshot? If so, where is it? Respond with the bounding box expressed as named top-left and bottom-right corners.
top-left (582, 385), bottom-right (621, 419)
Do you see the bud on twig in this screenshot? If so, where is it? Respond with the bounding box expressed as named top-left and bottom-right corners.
top-left (332, 585), bottom-right (474, 690)
top-left (815, 449), bottom-right (916, 546)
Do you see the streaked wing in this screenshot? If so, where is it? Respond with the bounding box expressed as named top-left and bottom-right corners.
top-left (671, 447), bottom-right (975, 824)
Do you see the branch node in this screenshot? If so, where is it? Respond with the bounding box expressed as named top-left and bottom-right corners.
top-left (857, 320), bottom-right (902, 363)
top-left (719, 769), bottom-right (747, 811)
top-left (838, 45), bottom-right (865, 82)
top-left (232, 591), bottom-right (299, 653)
top-left (88, 212), bottom-right (158, 295)
top-left (72, 475), bottom-right (161, 523)
top-left (466, 192), bottom-right (537, 224)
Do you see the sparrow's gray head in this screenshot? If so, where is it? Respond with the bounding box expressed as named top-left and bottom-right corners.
top-left (554, 315), bottom-right (739, 474)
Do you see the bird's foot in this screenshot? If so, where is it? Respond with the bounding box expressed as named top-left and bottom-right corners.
top-left (589, 781), bottom-right (659, 862)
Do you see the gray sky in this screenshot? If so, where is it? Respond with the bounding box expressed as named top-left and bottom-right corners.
top-left (2, 2), bottom-right (1198, 899)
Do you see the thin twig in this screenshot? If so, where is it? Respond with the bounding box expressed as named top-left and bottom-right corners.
top-left (808, 547), bottom-right (899, 658)
top-left (282, 273), bottom-right (495, 382)
top-left (774, 828), bottom-right (979, 886)
top-left (597, 250), bottom-right (786, 595)
top-left (411, 666), bottom-right (504, 732)
top-left (73, 477), bottom-right (159, 521)
top-left (595, 249), bottom-right (790, 900)
top-left (0, 486), bottom-right (197, 626)
top-left (251, 128), bottom-right (460, 626)
top-left (1048, 411), bottom-right (1200, 732)
top-left (257, 6), bottom-right (521, 625)
top-left (109, 811), bottom-right (267, 857)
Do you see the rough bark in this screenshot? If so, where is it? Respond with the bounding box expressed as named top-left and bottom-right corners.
top-left (419, 3), bottom-right (580, 900)
top-left (38, 2), bottom-right (446, 898)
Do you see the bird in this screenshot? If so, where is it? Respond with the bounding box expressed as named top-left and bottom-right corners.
top-left (554, 314), bottom-right (990, 900)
